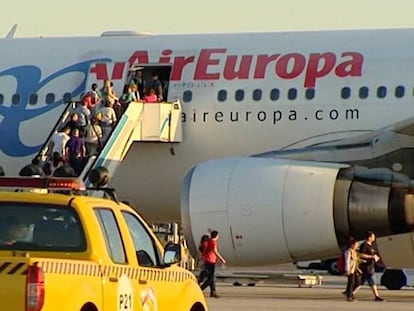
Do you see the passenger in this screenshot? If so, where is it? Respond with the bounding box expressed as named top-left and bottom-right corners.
top-left (94, 111), bottom-right (103, 124)
top-left (132, 69), bottom-right (145, 99)
top-left (64, 113), bottom-right (80, 133)
top-left (199, 230), bottom-right (226, 298)
top-left (53, 164), bottom-right (75, 178)
top-left (118, 84), bottom-right (135, 116)
top-left (98, 100), bottom-right (117, 142)
top-left (100, 79), bottom-right (118, 105)
top-left (46, 152), bottom-right (65, 176)
top-left (197, 234), bottom-right (210, 284)
top-left (143, 88), bottom-right (158, 103)
top-left (80, 92), bottom-right (93, 110)
top-left (19, 157), bottom-right (44, 177)
top-left (1, 217), bottom-right (29, 245)
top-left (353, 231), bottom-right (384, 302)
top-left (129, 82), bottom-right (140, 101)
top-left (344, 238), bottom-right (361, 302)
top-left (65, 128), bottom-right (86, 176)
top-left (84, 116), bottom-right (103, 156)
top-left (145, 71), bottom-right (163, 102)
top-left (85, 83), bottom-right (101, 107)
top-left (50, 126), bottom-right (71, 158)
top-left (74, 100), bottom-right (91, 135)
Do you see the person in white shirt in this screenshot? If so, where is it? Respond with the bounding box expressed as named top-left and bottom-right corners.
top-left (50, 127), bottom-right (71, 157)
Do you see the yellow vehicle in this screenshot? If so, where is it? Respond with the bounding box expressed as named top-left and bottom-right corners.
top-left (0, 176), bottom-right (207, 311)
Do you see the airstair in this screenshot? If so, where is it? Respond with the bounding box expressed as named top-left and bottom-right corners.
top-left (35, 100), bottom-right (182, 185)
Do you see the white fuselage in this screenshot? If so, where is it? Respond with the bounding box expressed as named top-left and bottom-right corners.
top-left (1, 29), bottom-right (414, 221)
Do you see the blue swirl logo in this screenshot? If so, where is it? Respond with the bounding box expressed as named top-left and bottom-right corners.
top-left (0, 58), bottom-right (109, 157)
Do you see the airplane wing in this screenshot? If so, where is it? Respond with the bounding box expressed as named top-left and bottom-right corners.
top-left (252, 116), bottom-right (414, 182)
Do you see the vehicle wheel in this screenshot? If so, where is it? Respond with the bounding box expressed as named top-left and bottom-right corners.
top-left (381, 269), bottom-right (405, 290)
top-left (81, 302), bottom-right (98, 311)
top-left (326, 260), bottom-right (340, 275)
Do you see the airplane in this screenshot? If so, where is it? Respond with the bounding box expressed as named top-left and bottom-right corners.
top-left (3, 27), bottom-right (414, 285)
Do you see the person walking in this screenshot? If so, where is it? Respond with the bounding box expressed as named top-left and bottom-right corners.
top-left (353, 231), bottom-right (384, 301)
top-left (200, 230), bottom-right (226, 298)
top-left (344, 238), bottom-right (361, 301)
top-left (197, 234), bottom-right (210, 284)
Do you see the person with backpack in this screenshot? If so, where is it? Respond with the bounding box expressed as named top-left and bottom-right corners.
top-left (344, 238), bottom-right (361, 301)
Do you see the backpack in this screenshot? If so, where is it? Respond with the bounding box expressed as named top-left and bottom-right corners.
top-left (336, 252), bottom-right (346, 274)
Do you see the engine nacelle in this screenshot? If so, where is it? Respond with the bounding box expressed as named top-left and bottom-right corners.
top-left (181, 157), bottom-right (414, 266)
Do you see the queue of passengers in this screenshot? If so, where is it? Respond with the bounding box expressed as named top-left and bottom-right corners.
top-left (46, 77), bottom-right (164, 177)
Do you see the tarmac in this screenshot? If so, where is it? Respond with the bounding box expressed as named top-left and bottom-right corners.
top-left (204, 265), bottom-right (414, 311)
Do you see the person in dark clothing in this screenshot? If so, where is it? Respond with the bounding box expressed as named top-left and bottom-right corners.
top-left (19, 157), bottom-right (44, 177)
top-left (64, 113), bottom-right (80, 133)
top-left (197, 234), bottom-right (210, 284)
top-left (132, 70), bottom-right (145, 99)
top-left (200, 230), bottom-right (226, 298)
top-left (353, 231), bottom-right (384, 301)
top-left (145, 71), bottom-right (163, 102)
top-left (65, 128), bottom-right (85, 176)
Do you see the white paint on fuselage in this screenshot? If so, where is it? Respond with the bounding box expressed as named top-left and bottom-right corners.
top-left (1, 29), bottom-right (414, 221)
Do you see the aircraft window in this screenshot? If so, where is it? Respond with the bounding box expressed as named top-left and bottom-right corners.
top-left (359, 87), bottom-right (369, 99)
top-left (29, 93), bottom-right (38, 105)
top-left (270, 88), bottom-right (280, 101)
top-left (46, 93), bottom-right (55, 104)
top-left (12, 94), bottom-right (21, 105)
top-left (182, 90), bottom-right (192, 103)
top-left (305, 88), bottom-right (315, 100)
top-left (252, 89), bottom-right (262, 101)
top-left (235, 89), bottom-right (245, 102)
top-left (377, 86), bottom-right (387, 98)
top-left (63, 93), bottom-right (72, 103)
top-left (217, 90), bottom-right (227, 102)
top-left (341, 87), bottom-right (351, 99)
top-left (287, 88), bottom-right (297, 100)
top-left (395, 85), bottom-right (405, 98)
top-left (0, 94), bottom-right (3, 105)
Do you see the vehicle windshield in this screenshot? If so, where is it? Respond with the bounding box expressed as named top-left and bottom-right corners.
top-left (0, 203), bottom-right (85, 251)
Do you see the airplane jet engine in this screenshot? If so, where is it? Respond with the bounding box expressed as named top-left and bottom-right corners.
top-left (181, 157), bottom-right (414, 266)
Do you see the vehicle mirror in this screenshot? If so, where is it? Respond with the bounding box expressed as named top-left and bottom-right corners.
top-left (163, 242), bottom-right (181, 265)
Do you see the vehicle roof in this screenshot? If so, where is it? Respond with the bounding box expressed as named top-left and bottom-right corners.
top-left (0, 191), bottom-right (128, 209)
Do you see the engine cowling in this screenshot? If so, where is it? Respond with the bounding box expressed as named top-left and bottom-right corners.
top-left (181, 157), bottom-right (414, 266)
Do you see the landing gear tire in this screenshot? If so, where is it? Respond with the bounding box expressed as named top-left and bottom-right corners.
top-left (381, 269), bottom-right (405, 290)
top-left (326, 260), bottom-right (340, 275)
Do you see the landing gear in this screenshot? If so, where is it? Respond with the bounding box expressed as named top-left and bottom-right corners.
top-left (381, 269), bottom-right (406, 290)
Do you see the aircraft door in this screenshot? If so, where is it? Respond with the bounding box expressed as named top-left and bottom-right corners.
top-left (127, 64), bottom-right (172, 101)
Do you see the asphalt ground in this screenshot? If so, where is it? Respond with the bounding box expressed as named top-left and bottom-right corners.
top-left (204, 265), bottom-right (414, 311)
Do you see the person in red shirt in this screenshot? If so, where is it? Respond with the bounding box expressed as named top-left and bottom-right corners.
top-left (199, 230), bottom-right (226, 298)
top-left (143, 88), bottom-right (158, 103)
